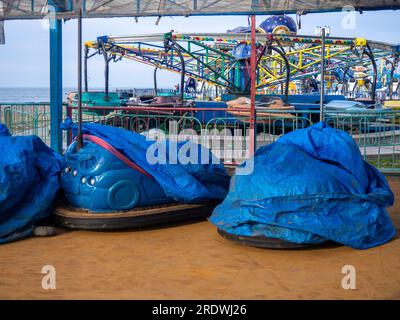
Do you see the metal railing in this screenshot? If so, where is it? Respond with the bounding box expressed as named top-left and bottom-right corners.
top-left (0, 103), bottom-right (54, 145)
top-left (1, 102), bottom-right (399, 172)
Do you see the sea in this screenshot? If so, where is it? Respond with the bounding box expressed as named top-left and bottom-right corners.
top-left (0, 87), bottom-right (126, 103)
top-left (0, 87), bottom-right (73, 103)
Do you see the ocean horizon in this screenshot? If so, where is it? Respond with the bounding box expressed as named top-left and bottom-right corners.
top-left (0, 87), bottom-right (159, 103)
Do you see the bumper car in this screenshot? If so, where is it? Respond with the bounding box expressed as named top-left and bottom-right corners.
top-left (210, 123), bottom-right (395, 250)
top-left (54, 134), bottom-right (216, 230)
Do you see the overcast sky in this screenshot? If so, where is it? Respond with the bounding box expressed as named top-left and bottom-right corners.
top-left (0, 10), bottom-right (399, 88)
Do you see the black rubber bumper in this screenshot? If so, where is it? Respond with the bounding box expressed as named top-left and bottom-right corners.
top-left (53, 202), bottom-right (217, 231)
top-left (217, 228), bottom-right (331, 249)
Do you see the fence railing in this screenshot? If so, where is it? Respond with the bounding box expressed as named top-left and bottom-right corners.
top-left (1, 102), bottom-right (399, 172)
top-left (0, 103), bottom-right (54, 145)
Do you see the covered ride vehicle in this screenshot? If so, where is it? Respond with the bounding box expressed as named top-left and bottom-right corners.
top-left (210, 122), bottom-right (396, 249)
top-left (56, 121), bottom-right (230, 230)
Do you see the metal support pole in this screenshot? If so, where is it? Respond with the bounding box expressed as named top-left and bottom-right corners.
top-left (249, 43), bottom-right (290, 103)
top-left (388, 56), bottom-right (399, 99)
top-left (364, 44), bottom-right (377, 102)
top-left (49, 15), bottom-right (63, 153)
top-left (153, 67), bottom-right (158, 95)
top-left (84, 44), bottom-right (88, 92)
top-left (319, 27), bottom-right (325, 122)
top-left (270, 46), bottom-right (290, 103)
top-left (76, 6), bottom-right (83, 150)
top-left (250, 14), bottom-right (257, 155)
top-left (167, 38), bottom-right (185, 103)
top-left (389, 62), bottom-right (395, 100)
top-left (175, 48), bottom-right (185, 103)
top-left (342, 65), bottom-right (351, 95)
top-left (105, 58), bottom-right (109, 97)
top-left (100, 41), bottom-right (110, 97)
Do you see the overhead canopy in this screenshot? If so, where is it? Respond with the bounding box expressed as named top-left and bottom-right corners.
top-left (1, 0), bottom-right (399, 20)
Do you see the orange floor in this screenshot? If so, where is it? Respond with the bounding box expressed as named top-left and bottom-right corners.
top-left (0, 176), bottom-right (399, 300)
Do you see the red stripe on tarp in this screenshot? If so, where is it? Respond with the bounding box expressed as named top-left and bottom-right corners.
top-left (82, 134), bottom-right (152, 178)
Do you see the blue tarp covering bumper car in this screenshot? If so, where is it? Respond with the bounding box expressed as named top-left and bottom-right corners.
top-left (0, 124), bottom-right (61, 244)
top-left (210, 122), bottom-right (396, 249)
top-left (55, 121), bottom-right (230, 230)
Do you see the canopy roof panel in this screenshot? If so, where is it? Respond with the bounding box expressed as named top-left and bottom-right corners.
top-left (1, 0), bottom-right (399, 20)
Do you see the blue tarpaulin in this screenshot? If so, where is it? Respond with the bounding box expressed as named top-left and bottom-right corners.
top-left (62, 120), bottom-right (230, 203)
top-left (210, 122), bottom-right (396, 249)
top-left (0, 124), bottom-right (61, 244)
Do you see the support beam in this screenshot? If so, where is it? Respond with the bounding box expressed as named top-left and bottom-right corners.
top-left (364, 44), bottom-right (377, 102)
top-left (84, 44), bottom-right (89, 91)
top-left (154, 67), bottom-right (158, 94)
top-left (0, 21), bottom-right (5, 45)
top-left (249, 14), bottom-right (256, 156)
top-left (319, 27), bottom-right (326, 122)
top-left (100, 41), bottom-right (110, 97)
top-left (76, 5), bottom-right (83, 150)
top-left (388, 54), bottom-right (399, 99)
top-left (49, 17), bottom-right (63, 153)
top-left (166, 37), bottom-right (186, 103)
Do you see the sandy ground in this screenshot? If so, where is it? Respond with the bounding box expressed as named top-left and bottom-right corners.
top-left (0, 176), bottom-right (399, 300)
